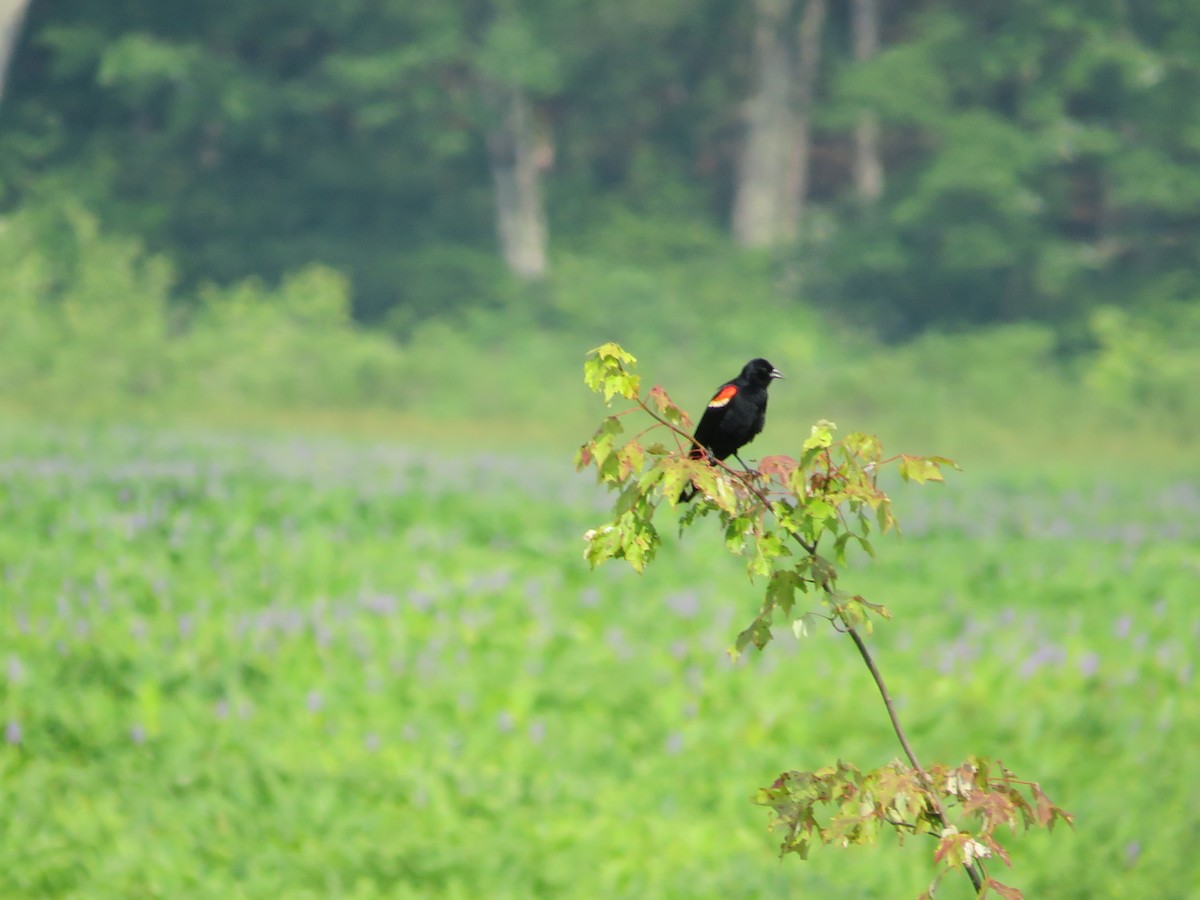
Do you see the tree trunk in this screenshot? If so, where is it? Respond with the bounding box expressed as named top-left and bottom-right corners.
top-left (850, 0), bottom-right (883, 203)
top-left (732, 0), bottom-right (797, 247)
top-left (482, 78), bottom-right (548, 280)
top-left (732, 0), bottom-right (826, 248)
top-left (0, 0), bottom-right (31, 104)
top-left (782, 0), bottom-right (827, 229)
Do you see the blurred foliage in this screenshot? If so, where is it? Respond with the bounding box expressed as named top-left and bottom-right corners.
top-left (0, 197), bottom-right (1196, 462)
top-left (0, 204), bottom-right (405, 416)
top-left (2, 0), bottom-right (746, 322)
top-left (1086, 303), bottom-right (1200, 431)
top-left (813, 3), bottom-right (1200, 336)
top-left (3, 0), bottom-right (1198, 335)
top-left (1, 426), bottom-right (1197, 896)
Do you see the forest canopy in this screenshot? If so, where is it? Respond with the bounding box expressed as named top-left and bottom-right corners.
top-left (4, 2), bottom-right (1200, 329)
top-left (0, 1), bottom-right (1197, 435)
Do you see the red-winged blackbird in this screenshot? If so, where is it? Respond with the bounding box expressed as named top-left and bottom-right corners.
top-left (679, 358), bottom-right (783, 502)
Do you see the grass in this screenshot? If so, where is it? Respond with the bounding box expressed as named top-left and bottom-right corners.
top-left (1, 422), bottom-right (1197, 898)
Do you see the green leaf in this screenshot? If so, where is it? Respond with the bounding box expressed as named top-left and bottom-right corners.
top-left (834, 531), bottom-right (876, 563)
top-left (756, 532), bottom-right (789, 567)
top-left (658, 458), bottom-right (695, 507)
top-left (800, 424), bottom-right (835, 468)
top-left (637, 462), bottom-right (666, 492)
top-left (788, 467), bottom-right (809, 497)
top-left (613, 481), bottom-right (642, 516)
top-left (898, 455), bottom-right (944, 484)
top-left (733, 617), bottom-right (773, 655)
top-left (687, 463), bottom-right (739, 514)
top-left (589, 342), bottom-right (636, 366)
top-left (725, 515), bottom-right (752, 554)
top-left (582, 525), bottom-right (620, 567)
top-left (790, 609), bottom-right (821, 639)
top-left (802, 420), bottom-right (837, 451)
top-left (807, 499), bottom-right (838, 537)
top-left (583, 344), bottom-right (641, 404)
top-left (876, 501), bottom-right (896, 533)
top-left (609, 373), bottom-right (641, 401)
top-left (619, 440), bottom-right (646, 478)
top-left (598, 450), bottom-right (622, 483)
top-left (591, 416), bottom-right (624, 454)
top-left (811, 556), bottom-right (838, 592)
top-left (590, 431), bottom-right (615, 468)
top-left (833, 532), bottom-right (851, 564)
top-left (926, 455), bottom-right (961, 470)
top-left (765, 567), bottom-right (801, 616)
top-left (843, 431), bottom-right (883, 462)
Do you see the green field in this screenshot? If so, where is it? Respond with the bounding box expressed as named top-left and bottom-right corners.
top-left (1, 424), bottom-right (1197, 898)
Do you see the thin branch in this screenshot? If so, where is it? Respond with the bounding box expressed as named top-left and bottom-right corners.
top-left (791, 493), bottom-right (985, 892)
top-left (828, 582), bottom-right (986, 894)
top-left (635, 395), bottom-right (797, 522)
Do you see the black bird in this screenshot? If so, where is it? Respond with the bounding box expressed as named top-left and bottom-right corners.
top-left (679, 358), bottom-right (783, 502)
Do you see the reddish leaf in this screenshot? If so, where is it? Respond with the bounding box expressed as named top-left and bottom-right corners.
top-left (986, 878), bottom-right (1024, 900)
top-left (647, 384), bottom-right (671, 409)
top-left (982, 833), bottom-right (1013, 868)
top-left (933, 832), bottom-right (965, 867)
top-left (759, 454), bottom-right (798, 480)
top-left (648, 384), bottom-right (691, 427)
top-left (964, 789), bottom-right (1017, 830)
top-left (1031, 783), bottom-right (1055, 828)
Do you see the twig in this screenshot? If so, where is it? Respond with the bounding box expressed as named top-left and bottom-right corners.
top-left (764, 445), bottom-right (985, 892)
top-left (820, 564), bottom-right (986, 894)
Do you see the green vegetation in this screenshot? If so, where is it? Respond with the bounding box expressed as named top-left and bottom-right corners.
top-left (3, 2), bottom-right (1199, 459)
top-left (1, 424), bottom-right (1197, 897)
top-left (2, 3), bottom-right (1199, 894)
top-left (6, 1), bottom-right (1200, 333)
top-left (0, 198), bottom-right (1192, 469)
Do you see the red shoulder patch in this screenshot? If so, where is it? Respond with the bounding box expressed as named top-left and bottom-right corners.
top-left (708, 384), bottom-right (737, 408)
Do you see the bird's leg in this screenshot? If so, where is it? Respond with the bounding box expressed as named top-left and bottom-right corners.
top-left (733, 453), bottom-right (759, 476)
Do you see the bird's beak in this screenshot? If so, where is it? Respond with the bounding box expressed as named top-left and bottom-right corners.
top-left (770, 368), bottom-right (785, 379)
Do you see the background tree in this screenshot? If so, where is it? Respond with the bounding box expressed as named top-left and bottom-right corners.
top-left (472, 4), bottom-right (552, 280)
top-left (849, 0), bottom-right (882, 204)
top-left (1, 0), bottom-right (1199, 339)
top-left (731, 0), bottom-right (827, 247)
top-left (0, 0), bottom-right (30, 102)
top-left (817, 1), bottom-right (1200, 335)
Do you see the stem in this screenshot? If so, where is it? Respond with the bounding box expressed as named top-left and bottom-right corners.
top-left (835, 596), bottom-right (986, 894)
top-left (842, 625), bottom-right (928, 780)
top-left (792, 501), bottom-right (984, 892)
top-left (635, 396), bottom-right (775, 500)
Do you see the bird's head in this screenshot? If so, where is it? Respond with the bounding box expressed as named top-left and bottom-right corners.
top-left (743, 358), bottom-right (784, 387)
